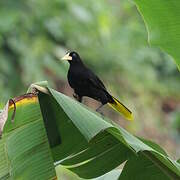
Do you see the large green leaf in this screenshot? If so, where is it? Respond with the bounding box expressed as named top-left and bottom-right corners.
top-left (37, 86), bottom-right (180, 179)
top-left (0, 94), bottom-right (56, 180)
top-left (120, 153), bottom-right (168, 180)
top-left (56, 166), bottom-right (122, 180)
top-left (1, 83), bottom-right (180, 179)
top-left (134, 0), bottom-right (180, 69)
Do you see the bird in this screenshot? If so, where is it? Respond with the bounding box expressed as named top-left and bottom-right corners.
top-left (61, 51), bottom-right (133, 121)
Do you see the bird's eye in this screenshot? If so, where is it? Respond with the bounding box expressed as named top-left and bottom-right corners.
top-left (72, 53), bottom-right (77, 58)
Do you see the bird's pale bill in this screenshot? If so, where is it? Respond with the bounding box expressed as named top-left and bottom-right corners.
top-left (61, 53), bottom-right (72, 61)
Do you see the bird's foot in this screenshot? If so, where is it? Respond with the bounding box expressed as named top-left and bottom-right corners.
top-left (73, 93), bottom-right (78, 99)
top-left (96, 111), bottom-right (104, 119)
top-left (96, 105), bottom-right (105, 118)
top-left (96, 104), bottom-right (104, 112)
top-left (100, 111), bottom-right (105, 118)
top-left (73, 93), bottom-right (82, 102)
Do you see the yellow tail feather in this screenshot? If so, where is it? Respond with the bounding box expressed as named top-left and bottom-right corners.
top-left (108, 96), bottom-right (133, 121)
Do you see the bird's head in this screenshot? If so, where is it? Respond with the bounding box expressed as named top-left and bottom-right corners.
top-left (61, 51), bottom-right (82, 64)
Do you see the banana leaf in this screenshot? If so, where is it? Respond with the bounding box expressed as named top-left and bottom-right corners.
top-left (0, 82), bottom-right (180, 179)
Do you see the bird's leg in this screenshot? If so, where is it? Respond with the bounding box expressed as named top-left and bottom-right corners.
top-left (73, 93), bottom-right (82, 102)
top-left (78, 96), bottom-right (82, 103)
top-left (96, 104), bottom-right (104, 112)
top-left (96, 104), bottom-right (104, 117)
top-left (73, 93), bottom-right (78, 99)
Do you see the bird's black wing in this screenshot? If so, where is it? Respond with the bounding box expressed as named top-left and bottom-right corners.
top-left (86, 68), bottom-right (107, 91)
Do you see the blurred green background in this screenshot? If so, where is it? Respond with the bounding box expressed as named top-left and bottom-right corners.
top-left (0, 0), bottom-right (180, 165)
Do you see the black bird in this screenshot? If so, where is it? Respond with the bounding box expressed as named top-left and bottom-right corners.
top-left (61, 51), bottom-right (133, 120)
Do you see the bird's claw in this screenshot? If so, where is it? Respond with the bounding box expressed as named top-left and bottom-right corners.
top-left (73, 93), bottom-right (78, 99)
top-left (96, 108), bottom-right (105, 118)
top-left (73, 93), bottom-right (82, 102)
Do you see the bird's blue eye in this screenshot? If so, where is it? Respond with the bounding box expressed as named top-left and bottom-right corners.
top-left (72, 53), bottom-right (77, 57)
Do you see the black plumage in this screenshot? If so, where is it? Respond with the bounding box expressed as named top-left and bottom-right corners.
top-left (61, 51), bottom-right (133, 120)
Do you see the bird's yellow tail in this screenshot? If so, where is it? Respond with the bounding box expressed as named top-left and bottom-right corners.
top-left (108, 96), bottom-right (133, 121)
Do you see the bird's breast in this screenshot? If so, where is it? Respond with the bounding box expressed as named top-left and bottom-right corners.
top-left (67, 67), bottom-right (83, 89)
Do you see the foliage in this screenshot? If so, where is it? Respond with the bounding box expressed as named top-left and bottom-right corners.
top-left (134, 0), bottom-right (180, 69)
top-left (0, 95), bottom-right (55, 179)
top-left (1, 84), bottom-right (179, 179)
top-left (0, 0), bottom-right (180, 179)
top-left (56, 166), bottom-right (121, 180)
top-left (0, 2), bottom-right (180, 158)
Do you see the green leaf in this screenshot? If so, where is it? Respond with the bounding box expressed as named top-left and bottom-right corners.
top-left (92, 169), bottom-right (121, 180)
top-left (1, 84), bottom-right (180, 179)
top-left (0, 94), bottom-right (56, 180)
top-left (38, 91), bottom-right (89, 162)
top-left (56, 165), bottom-right (122, 180)
top-left (38, 90), bottom-right (130, 178)
top-left (120, 153), bottom-right (169, 180)
top-left (134, 0), bottom-right (180, 69)
top-left (49, 88), bottom-right (114, 141)
top-left (0, 138), bottom-right (9, 179)
top-left (138, 137), bottom-right (167, 156)
top-left (177, 159), bottom-right (180, 164)
top-left (37, 86), bottom-right (180, 179)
